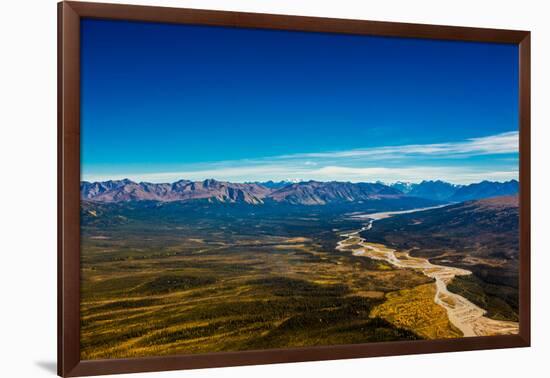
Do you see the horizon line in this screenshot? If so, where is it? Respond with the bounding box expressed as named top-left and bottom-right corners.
top-left (80, 177), bottom-right (519, 187)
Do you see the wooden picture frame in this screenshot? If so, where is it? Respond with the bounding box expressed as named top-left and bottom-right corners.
top-left (58, 1), bottom-right (531, 376)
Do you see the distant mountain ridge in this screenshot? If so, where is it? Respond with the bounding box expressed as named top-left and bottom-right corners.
top-left (389, 179), bottom-right (518, 202)
top-left (81, 179), bottom-right (405, 205)
top-left (250, 180), bottom-right (298, 189)
top-left (268, 181), bottom-right (402, 205)
top-left (81, 178), bottom-right (518, 205)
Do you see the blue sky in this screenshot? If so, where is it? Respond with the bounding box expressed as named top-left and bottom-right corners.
top-left (81, 19), bottom-right (519, 184)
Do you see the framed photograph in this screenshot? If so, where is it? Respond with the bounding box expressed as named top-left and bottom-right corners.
top-left (58, 1), bottom-right (530, 376)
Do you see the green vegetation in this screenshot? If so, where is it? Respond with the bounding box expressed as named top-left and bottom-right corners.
top-left (370, 283), bottom-right (463, 339)
top-left (80, 198), bottom-right (518, 359)
top-left (447, 275), bottom-right (518, 321)
top-left (80, 201), bottom-right (435, 359)
top-left (138, 275), bottom-right (217, 294)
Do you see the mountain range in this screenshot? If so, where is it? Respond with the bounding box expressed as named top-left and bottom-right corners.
top-left (80, 178), bottom-right (271, 205)
top-left (81, 178), bottom-right (519, 205)
top-left (388, 179), bottom-right (518, 202)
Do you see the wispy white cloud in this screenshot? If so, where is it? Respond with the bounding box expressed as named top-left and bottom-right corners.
top-left (277, 131), bottom-right (519, 160)
top-left (82, 131), bottom-right (519, 184)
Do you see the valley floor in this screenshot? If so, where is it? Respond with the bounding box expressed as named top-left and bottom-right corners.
top-left (79, 201), bottom-right (519, 359)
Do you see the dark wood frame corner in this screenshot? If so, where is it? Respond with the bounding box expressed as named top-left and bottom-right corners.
top-left (58, 1), bottom-right (531, 376)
